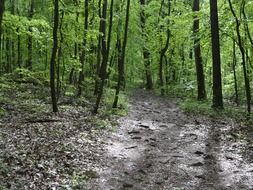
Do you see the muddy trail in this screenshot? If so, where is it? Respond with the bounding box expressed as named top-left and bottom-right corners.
top-left (88, 89), bottom-right (253, 190)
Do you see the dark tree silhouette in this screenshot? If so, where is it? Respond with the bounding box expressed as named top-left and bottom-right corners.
top-left (193, 0), bottom-right (206, 100)
top-left (210, 0), bottom-right (223, 109)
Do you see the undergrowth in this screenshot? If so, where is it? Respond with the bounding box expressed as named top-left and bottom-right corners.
top-left (0, 69), bottom-right (129, 121)
top-left (180, 98), bottom-right (253, 124)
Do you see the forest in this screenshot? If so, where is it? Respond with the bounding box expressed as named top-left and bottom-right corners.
top-left (0, 0), bottom-right (253, 189)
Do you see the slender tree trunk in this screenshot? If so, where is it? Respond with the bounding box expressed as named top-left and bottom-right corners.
top-left (50, 0), bottom-right (59, 112)
top-left (228, 0), bottom-right (251, 114)
top-left (93, 0), bottom-right (108, 113)
top-left (57, 11), bottom-right (64, 99)
top-left (112, 0), bottom-right (130, 108)
top-left (69, 3), bottom-right (80, 85)
top-left (193, 0), bottom-right (206, 100)
top-left (27, 0), bottom-right (34, 70)
top-left (94, 0), bottom-right (102, 95)
top-left (17, 13), bottom-right (22, 69)
top-left (106, 0), bottom-right (114, 67)
top-left (0, 0), bottom-right (5, 57)
top-left (241, 0), bottom-right (253, 47)
top-left (210, 0), bottom-right (223, 109)
top-left (78, 0), bottom-right (89, 96)
top-left (112, 33), bottom-right (122, 108)
top-left (140, 0), bottom-right (153, 90)
top-left (232, 39), bottom-right (239, 105)
top-left (158, 0), bottom-right (171, 96)
top-left (6, 36), bottom-right (11, 73)
top-left (0, 0), bottom-right (4, 31)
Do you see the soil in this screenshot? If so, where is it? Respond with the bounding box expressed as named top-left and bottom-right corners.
top-left (1, 89), bottom-right (253, 190)
top-left (87, 89), bottom-right (253, 190)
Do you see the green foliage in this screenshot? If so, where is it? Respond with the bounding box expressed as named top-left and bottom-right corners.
top-left (180, 98), bottom-right (246, 121)
top-left (12, 68), bottom-right (50, 86)
top-left (104, 88), bottom-right (129, 116)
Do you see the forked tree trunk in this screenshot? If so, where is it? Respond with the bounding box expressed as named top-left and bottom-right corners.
top-left (158, 0), bottom-right (171, 96)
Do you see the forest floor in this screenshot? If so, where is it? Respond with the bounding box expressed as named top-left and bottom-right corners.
top-left (0, 89), bottom-right (253, 190)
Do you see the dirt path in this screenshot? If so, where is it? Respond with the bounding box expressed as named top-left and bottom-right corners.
top-left (88, 89), bottom-right (253, 190)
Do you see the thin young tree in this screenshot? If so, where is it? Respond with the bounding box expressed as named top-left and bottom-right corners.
top-left (192, 0), bottom-right (206, 100)
top-left (50, 0), bottom-right (59, 112)
top-left (232, 39), bottom-right (239, 105)
top-left (0, 0), bottom-right (4, 30)
top-left (210, 0), bottom-right (223, 109)
top-left (77, 0), bottom-right (89, 96)
top-left (112, 0), bottom-right (130, 108)
top-left (27, 0), bottom-right (34, 70)
top-left (228, 0), bottom-right (251, 114)
top-left (93, 0), bottom-right (108, 113)
top-left (0, 0), bottom-right (5, 69)
top-left (94, 0), bottom-right (102, 95)
top-left (140, 0), bottom-right (153, 90)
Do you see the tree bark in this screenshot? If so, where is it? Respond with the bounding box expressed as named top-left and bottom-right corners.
top-left (112, 0), bottom-right (130, 108)
top-left (50, 0), bottom-right (59, 112)
top-left (210, 0), bottom-right (223, 109)
top-left (193, 0), bottom-right (206, 100)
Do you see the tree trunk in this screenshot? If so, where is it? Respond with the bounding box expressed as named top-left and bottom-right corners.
top-left (140, 0), bottom-right (153, 90)
top-left (232, 39), bottom-right (239, 105)
top-left (57, 11), bottom-right (64, 99)
top-left (210, 0), bottom-right (223, 109)
top-left (228, 0), bottom-right (251, 115)
top-left (158, 0), bottom-right (171, 96)
top-left (78, 0), bottom-right (89, 96)
top-left (0, 0), bottom-right (4, 50)
top-left (94, 0), bottom-right (102, 95)
top-left (106, 0), bottom-right (114, 67)
top-left (193, 0), bottom-right (206, 100)
top-left (93, 0), bottom-right (108, 113)
top-left (27, 0), bottom-right (34, 70)
top-left (50, 0), bottom-right (59, 112)
top-left (112, 0), bottom-right (130, 108)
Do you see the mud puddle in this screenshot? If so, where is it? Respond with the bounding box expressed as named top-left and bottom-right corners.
top-left (88, 89), bottom-right (253, 190)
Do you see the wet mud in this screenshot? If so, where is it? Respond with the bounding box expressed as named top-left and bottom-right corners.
top-left (88, 89), bottom-right (253, 190)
